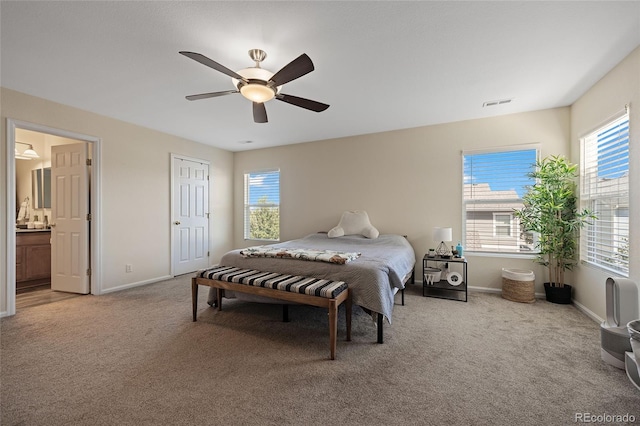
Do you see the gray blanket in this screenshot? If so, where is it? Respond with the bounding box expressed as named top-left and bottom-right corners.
top-left (207, 233), bottom-right (416, 323)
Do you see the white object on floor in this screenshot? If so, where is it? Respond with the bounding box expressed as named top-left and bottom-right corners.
top-left (626, 320), bottom-right (640, 390)
top-left (600, 278), bottom-right (638, 369)
top-left (625, 351), bottom-right (640, 390)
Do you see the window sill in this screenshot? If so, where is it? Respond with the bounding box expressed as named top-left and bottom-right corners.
top-left (464, 251), bottom-right (538, 260)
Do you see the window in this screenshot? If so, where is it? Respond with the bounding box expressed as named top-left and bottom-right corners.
top-left (463, 147), bottom-right (538, 254)
top-left (493, 213), bottom-right (513, 237)
top-left (244, 170), bottom-right (280, 241)
top-left (580, 112), bottom-right (629, 275)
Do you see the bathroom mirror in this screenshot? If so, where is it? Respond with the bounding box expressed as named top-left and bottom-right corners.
top-left (32, 167), bottom-right (51, 209)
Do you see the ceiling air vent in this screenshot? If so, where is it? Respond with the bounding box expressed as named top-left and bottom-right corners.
top-left (482, 98), bottom-right (513, 107)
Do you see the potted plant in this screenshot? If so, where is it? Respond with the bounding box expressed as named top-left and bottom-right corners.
top-left (513, 155), bottom-right (596, 304)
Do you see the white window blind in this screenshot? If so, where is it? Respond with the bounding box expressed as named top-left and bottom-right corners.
top-left (463, 148), bottom-right (538, 254)
top-left (244, 170), bottom-right (280, 241)
top-left (580, 112), bottom-right (629, 275)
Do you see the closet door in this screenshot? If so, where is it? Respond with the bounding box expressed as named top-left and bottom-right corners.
top-left (172, 156), bottom-right (210, 275)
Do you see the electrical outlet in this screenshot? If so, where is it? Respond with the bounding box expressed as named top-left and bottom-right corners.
top-left (125, 264), bottom-right (132, 273)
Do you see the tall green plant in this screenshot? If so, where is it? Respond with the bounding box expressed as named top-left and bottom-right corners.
top-left (249, 196), bottom-right (279, 240)
top-left (513, 155), bottom-right (596, 287)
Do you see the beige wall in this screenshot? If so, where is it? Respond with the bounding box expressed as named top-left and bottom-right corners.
top-left (1, 88), bottom-right (234, 315)
top-left (570, 46), bottom-right (640, 320)
top-left (4, 47), bottom-right (636, 320)
top-left (233, 107), bottom-right (570, 297)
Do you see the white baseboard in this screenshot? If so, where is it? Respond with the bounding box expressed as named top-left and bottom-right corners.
top-left (100, 275), bottom-right (173, 294)
top-left (572, 298), bottom-right (603, 323)
top-left (0, 310), bottom-right (8, 318)
top-left (468, 285), bottom-right (545, 299)
top-left (467, 285), bottom-right (500, 294)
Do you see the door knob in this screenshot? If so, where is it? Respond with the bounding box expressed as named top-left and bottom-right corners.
top-left (174, 221), bottom-right (181, 225)
top-left (49, 223), bottom-right (56, 227)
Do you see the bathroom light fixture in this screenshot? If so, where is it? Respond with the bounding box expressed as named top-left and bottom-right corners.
top-left (433, 227), bottom-right (453, 257)
top-left (22, 146), bottom-right (39, 158)
top-left (15, 141), bottom-right (40, 160)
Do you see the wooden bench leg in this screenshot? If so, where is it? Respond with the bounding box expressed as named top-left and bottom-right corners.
top-left (329, 300), bottom-right (338, 360)
top-left (216, 288), bottom-right (223, 311)
top-left (282, 304), bottom-right (290, 322)
top-left (191, 278), bottom-right (198, 322)
top-left (346, 292), bottom-right (352, 342)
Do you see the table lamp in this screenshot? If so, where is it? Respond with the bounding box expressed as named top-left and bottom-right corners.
top-left (433, 227), bottom-right (452, 257)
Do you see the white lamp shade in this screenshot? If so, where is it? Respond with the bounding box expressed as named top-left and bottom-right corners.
top-left (433, 227), bottom-right (452, 242)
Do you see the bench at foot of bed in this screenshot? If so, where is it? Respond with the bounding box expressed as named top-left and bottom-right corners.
top-left (192, 266), bottom-right (352, 360)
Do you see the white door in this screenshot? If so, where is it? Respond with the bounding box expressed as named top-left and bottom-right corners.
top-left (172, 157), bottom-right (210, 275)
top-left (50, 143), bottom-right (90, 294)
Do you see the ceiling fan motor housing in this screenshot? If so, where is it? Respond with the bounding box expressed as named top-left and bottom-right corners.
top-left (232, 67), bottom-right (280, 103)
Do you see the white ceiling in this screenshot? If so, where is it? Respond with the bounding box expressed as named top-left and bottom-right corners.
top-left (2, 1), bottom-right (639, 152)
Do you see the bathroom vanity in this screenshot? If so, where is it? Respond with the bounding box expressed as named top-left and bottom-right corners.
top-left (16, 229), bottom-right (51, 291)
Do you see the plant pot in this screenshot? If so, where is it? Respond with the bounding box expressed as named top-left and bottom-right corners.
top-left (544, 282), bottom-right (572, 304)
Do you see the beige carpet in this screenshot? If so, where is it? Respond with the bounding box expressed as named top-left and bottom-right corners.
top-left (1, 276), bottom-right (639, 425)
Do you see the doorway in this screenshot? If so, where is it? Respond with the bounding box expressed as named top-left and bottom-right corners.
top-left (4, 119), bottom-right (102, 316)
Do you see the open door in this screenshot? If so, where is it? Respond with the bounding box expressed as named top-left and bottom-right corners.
top-left (172, 156), bottom-right (210, 275)
top-left (50, 143), bottom-right (90, 294)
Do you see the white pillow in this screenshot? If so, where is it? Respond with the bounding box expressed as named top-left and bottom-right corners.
top-left (328, 210), bottom-right (379, 239)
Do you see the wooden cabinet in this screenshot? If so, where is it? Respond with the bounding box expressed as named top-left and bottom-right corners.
top-left (16, 231), bottom-right (51, 291)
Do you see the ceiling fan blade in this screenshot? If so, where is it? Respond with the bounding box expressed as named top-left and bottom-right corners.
top-left (276, 93), bottom-right (330, 112)
top-left (185, 90), bottom-right (239, 101)
top-left (179, 51), bottom-right (246, 81)
top-left (253, 102), bottom-right (268, 123)
top-left (269, 54), bottom-right (314, 86)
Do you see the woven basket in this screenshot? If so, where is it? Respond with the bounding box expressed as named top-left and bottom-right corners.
top-left (424, 268), bottom-right (442, 284)
top-left (502, 277), bottom-right (535, 303)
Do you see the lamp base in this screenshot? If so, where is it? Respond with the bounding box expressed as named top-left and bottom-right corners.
top-left (435, 241), bottom-right (449, 257)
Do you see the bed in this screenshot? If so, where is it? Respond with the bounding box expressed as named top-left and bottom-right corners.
top-left (204, 232), bottom-right (416, 342)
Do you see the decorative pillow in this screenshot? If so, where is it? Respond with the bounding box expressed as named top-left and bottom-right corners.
top-left (328, 210), bottom-right (379, 239)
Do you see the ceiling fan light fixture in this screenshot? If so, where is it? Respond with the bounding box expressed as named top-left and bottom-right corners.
top-left (232, 66), bottom-right (278, 103)
top-left (240, 83), bottom-right (275, 103)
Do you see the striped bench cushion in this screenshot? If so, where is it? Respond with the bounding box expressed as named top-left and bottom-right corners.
top-left (199, 265), bottom-right (348, 299)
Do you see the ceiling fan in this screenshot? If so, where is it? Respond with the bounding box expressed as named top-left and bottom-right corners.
top-left (179, 49), bottom-right (330, 123)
